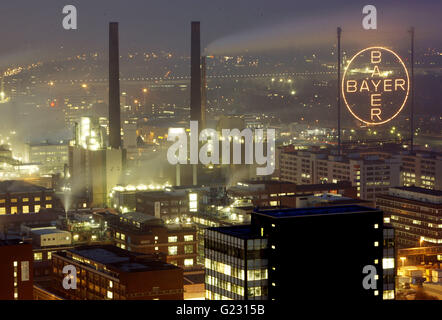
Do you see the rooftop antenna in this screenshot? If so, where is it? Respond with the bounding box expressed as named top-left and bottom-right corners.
top-left (337, 27), bottom-right (342, 156)
top-left (409, 27), bottom-right (415, 153)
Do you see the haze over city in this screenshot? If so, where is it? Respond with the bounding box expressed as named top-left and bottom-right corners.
top-left (0, 0), bottom-right (441, 309)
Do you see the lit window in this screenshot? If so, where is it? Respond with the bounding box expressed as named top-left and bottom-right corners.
top-left (46, 204), bottom-right (52, 209)
top-left (109, 281), bottom-right (113, 288)
top-left (34, 252), bottom-right (43, 261)
top-left (116, 232), bottom-right (120, 239)
top-left (224, 264), bottom-right (231, 276)
top-left (0, 199), bottom-right (5, 203)
top-left (168, 236), bottom-right (177, 243)
top-left (184, 245), bottom-right (193, 254)
top-left (45, 196), bottom-right (52, 201)
top-left (22, 198), bottom-right (29, 202)
top-left (155, 247), bottom-right (159, 251)
top-left (121, 234), bottom-right (126, 241)
top-left (0, 207), bottom-right (5, 214)
top-left (47, 252), bottom-right (52, 260)
top-left (11, 198), bottom-right (17, 203)
top-left (34, 197), bottom-right (41, 202)
top-left (374, 290), bottom-right (379, 296)
top-left (184, 258), bottom-right (194, 266)
top-left (374, 241), bottom-right (379, 247)
top-left (382, 258), bottom-right (395, 269)
top-left (374, 224), bottom-right (378, 229)
top-left (184, 235), bottom-right (193, 242)
top-left (383, 290), bottom-right (395, 300)
top-left (168, 246), bottom-right (178, 255)
top-left (121, 244), bottom-right (126, 249)
top-left (107, 291), bottom-right (113, 299)
top-left (34, 205), bottom-right (41, 212)
top-left (13, 261), bottom-right (18, 267)
top-left (11, 207), bottom-right (18, 214)
top-left (154, 236), bottom-right (159, 240)
top-left (22, 206), bottom-right (29, 213)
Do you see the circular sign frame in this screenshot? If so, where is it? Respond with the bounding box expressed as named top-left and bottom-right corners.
top-left (341, 46), bottom-right (410, 126)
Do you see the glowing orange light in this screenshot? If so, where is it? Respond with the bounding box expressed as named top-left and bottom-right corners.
top-left (342, 46), bottom-right (410, 126)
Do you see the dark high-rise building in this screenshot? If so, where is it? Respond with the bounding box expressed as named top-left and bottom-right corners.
top-left (109, 22), bottom-right (121, 150)
top-left (205, 205), bottom-right (396, 301)
top-left (190, 21), bottom-right (202, 125)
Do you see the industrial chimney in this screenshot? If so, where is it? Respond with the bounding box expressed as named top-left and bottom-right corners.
top-left (109, 22), bottom-right (121, 149)
top-left (200, 56), bottom-right (207, 130)
top-left (190, 21), bottom-right (202, 126)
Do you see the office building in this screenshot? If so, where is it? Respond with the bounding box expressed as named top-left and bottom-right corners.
top-left (205, 205), bottom-right (396, 301)
top-left (279, 148), bottom-right (400, 200)
top-left (377, 186), bottom-right (442, 248)
top-left (227, 180), bottom-right (356, 207)
top-left (51, 245), bottom-right (184, 300)
top-left (107, 211), bottom-right (197, 269)
top-left (25, 141), bottom-right (69, 176)
top-left (252, 205), bottom-right (395, 301)
top-left (0, 180), bottom-right (61, 215)
top-left (400, 151), bottom-right (442, 190)
top-left (0, 239), bottom-right (33, 300)
top-left (204, 226), bottom-right (268, 300)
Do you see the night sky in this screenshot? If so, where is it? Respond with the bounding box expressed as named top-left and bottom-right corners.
top-left (0, 0), bottom-right (440, 64)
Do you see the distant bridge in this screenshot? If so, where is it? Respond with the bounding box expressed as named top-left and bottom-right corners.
top-left (33, 71), bottom-right (337, 86)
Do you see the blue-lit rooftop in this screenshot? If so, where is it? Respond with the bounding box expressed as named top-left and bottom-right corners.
top-left (254, 205), bottom-right (379, 218)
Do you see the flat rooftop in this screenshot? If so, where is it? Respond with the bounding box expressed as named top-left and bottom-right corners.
top-left (64, 245), bottom-right (178, 273)
top-left (120, 211), bottom-right (162, 224)
top-left (31, 228), bottom-right (70, 236)
top-left (208, 225), bottom-right (259, 240)
top-left (0, 180), bottom-right (50, 193)
top-left (391, 186), bottom-right (442, 197)
top-left (0, 239), bottom-right (29, 246)
top-left (254, 205), bottom-right (379, 219)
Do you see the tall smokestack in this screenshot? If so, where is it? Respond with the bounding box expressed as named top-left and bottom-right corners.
top-left (190, 21), bottom-right (202, 125)
top-left (109, 22), bottom-right (121, 149)
top-left (200, 56), bottom-right (207, 130)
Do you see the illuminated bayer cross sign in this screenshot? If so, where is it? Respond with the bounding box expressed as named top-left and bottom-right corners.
top-left (342, 47), bottom-right (410, 125)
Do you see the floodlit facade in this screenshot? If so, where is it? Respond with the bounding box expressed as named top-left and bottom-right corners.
top-left (204, 226), bottom-right (268, 300)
